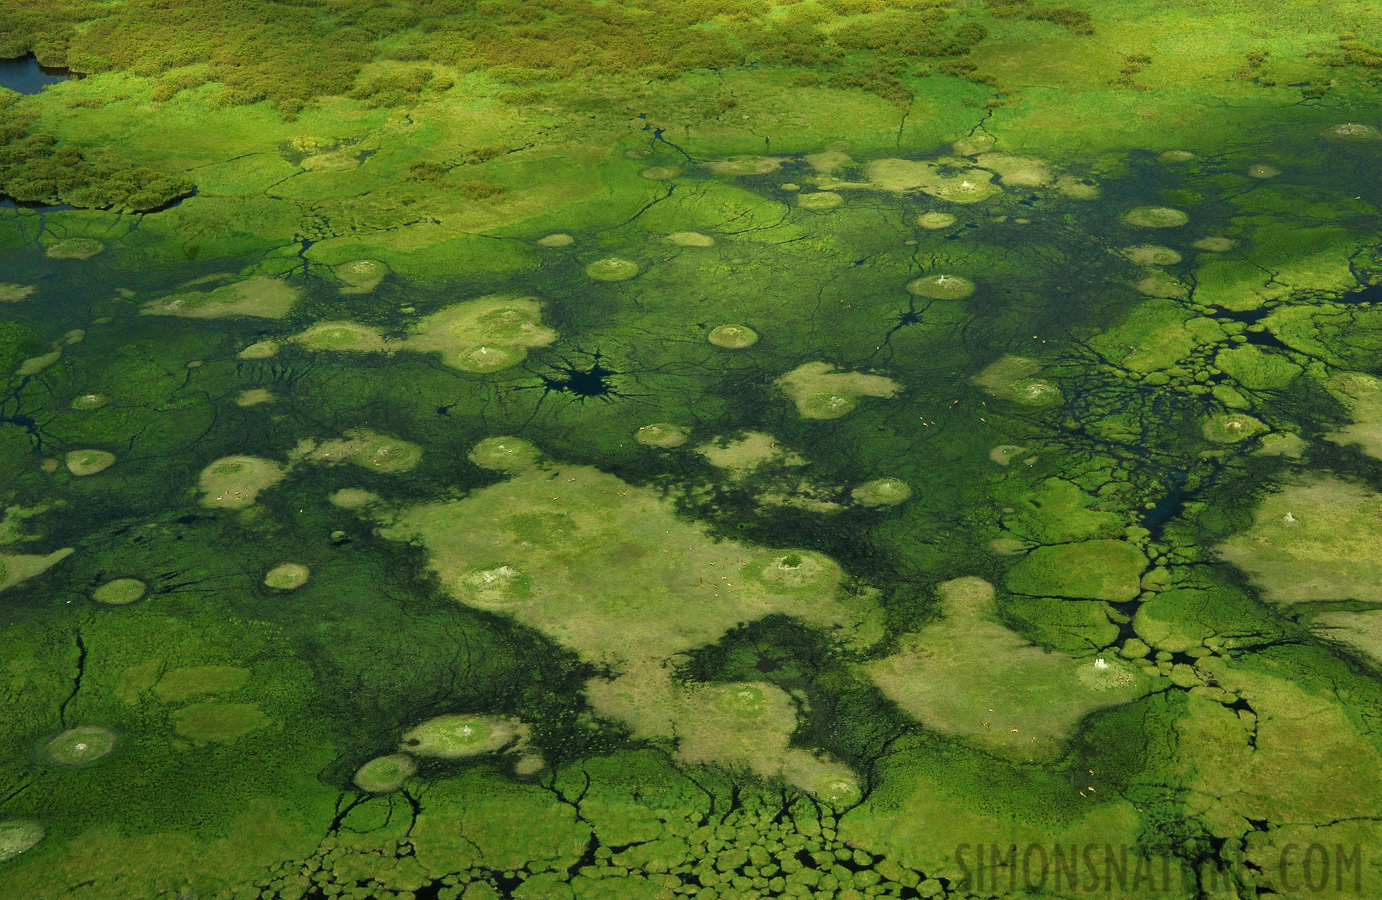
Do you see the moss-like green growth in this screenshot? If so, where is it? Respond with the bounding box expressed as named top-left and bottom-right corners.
top-left (1122, 206), bottom-right (1189, 228)
top-left (264, 563), bottom-right (310, 590)
top-left (0, 820), bottom-right (44, 863)
top-left (92, 577), bottom-right (145, 605)
top-left (851, 478), bottom-right (912, 506)
top-left (198, 455), bottom-right (286, 509)
top-left (707, 324), bottom-right (758, 349)
top-left (916, 211), bottom-right (957, 229)
top-left (153, 665), bottom-right (250, 703)
top-left (292, 322), bottom-right (388, 353)
top-left (1002, 478), bottom-right (1122, 544)
top-left (297, 429), bottom-right (421, 473)
top-left (1215, 345), bottom-right (1301, 390)
top-left (776, 361), bottom-right (899, 419)
top-left (906, 273), bottom-right (974, 299)
top-left (143, 276), bottom-right (301, 319)
top-left (1007, 540), bottom-right (1147, 602)
top-left (399, 715), bottom-right (521, 759)
top-left (868, 577), bottom-right (1147, 759)
top-left (171, 702), bottom-right (271, 743)
top-left (1089, 299), bottom-right (1222, 373)
top-left (665, 231), bottom-right (714, 247)
top-left (1220, 476), bottom-right (1382, 603)
top-left (468, 436), bottom-right (543, 473)
top-left (1122, 245), bottom-right (1182, 265)
top-left (69, 393), bottom-right (109, 411)
top-left (797, 191), bottom-right (843, 210)
top-left (65, 449), bottom-right (115, 476)
top-left (1203, 412), bottom-right (1266, 443)
top-left (45, 725), bottom-right (117, 766)
top-left (45, 238), bottom-right (104, 260)
top-left (335, 259), bottom-right (388, 294)
top-left (1134, 270), bottom-right (1187, 298)
top-left (634, 423), bottom-right (689, 448)
top-left (0, 283), bottom-right (35, 303)
top-left (237, 340), bottom-right (279, 360)
top-left (353, 754), bottom-right (416, 793)
top-left (408, 296), bottom-right (557, 373)
top-left (584, 257), bottom-right (640, 282)
top-left (973, 356), bottom-right (1061, 406)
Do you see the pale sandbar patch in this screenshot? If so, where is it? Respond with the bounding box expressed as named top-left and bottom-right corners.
top-left (265, 563), bottom-right (310, 590)
top-left (238, 340), bottom-right (279, 360)
top-left (0, 283), bottom-right (35, 303)
top-left (66, 449), bottom-right (115, 476)
top-left (708, 324), bottom-right (758, 348)
top-left (235, 389), bottom-right (273, 407)
top-left (93, 578), bottom-right (146, 605)
top-left (144, 276), bottom-right (301, 320)
top-left (198, 456), bottom-right (286, 509)
top-left (776, 362), bottom-right (900, 419)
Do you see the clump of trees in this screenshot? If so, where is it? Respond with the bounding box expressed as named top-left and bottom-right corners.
top-left (0, 91), bottom-right (193, 211)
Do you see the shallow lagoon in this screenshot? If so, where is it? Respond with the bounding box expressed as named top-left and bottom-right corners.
top-left (4, 3), bottom-right (1382, 898)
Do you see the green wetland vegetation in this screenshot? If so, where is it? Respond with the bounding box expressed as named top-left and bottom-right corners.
top-left (4, 0), bottom-right (1382, 897)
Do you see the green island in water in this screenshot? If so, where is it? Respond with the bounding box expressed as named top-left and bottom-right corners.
top-left (4, 1), bottom-right (1382, 897)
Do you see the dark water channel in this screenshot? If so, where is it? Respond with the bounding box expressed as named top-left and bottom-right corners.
top-left (0, 55), bottom-right (70, 94)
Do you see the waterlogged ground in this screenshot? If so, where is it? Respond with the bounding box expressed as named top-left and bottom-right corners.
top-left (5, 2), bottom-right (1382, 899)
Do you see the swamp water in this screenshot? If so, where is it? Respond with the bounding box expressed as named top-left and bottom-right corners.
top-left (4, 63), bottom-right (1382, 900)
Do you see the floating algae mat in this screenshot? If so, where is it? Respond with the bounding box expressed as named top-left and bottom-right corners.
top-left (6, 3), bottom-right (1382, 898)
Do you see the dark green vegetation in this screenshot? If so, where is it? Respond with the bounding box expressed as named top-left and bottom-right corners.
top-left (5, 0), bottom-right (1382, 897)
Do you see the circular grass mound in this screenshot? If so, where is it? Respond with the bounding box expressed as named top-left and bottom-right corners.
top-left (813, 776), bottom-right (863, 809)
top-left (797, 191), bottom-right (843, 211)
top-left (749, 551), bottom-right (837, 593)
top-left (708, 324), bottom-right (759, 349)
top-left (585, 258), bottom-right (640, 282)
top-left (70, 394), bottom-right (109, 411)
top-left (66, 449), bottom-right (115, 476)
top-left (1248, 164), bottom-right (1279, 179)
top-left (469, 437), bottom-right (542, 473)
top-left (198, 456), bottom-right (286, 509)
top-left (1122, 245), bottom-right (1182, 266)
top-left (354, 754), bottom-right (416, 793)
top-left (799, 393), bottom-right (858, 419)
top-left (537, 233), bottom-right (574, 247)
top-left (0, 820), bottom-right (44, 862)
top-left (1325, 123), bottom-right (1381, 141)
top-left (666, 232), bottom-right (714, 247)
top-left (1203, 413), bottom-right (1266, 443)
top-left (641, 167), bottom-right (681, 180)
top-left (294, 322), bottom-right (387, 352)
top-left (329, 488), bottom-right (379, 509)
top-left (635, 423), bottom-right (690, 448)
top-left (906, 274), bottom-right (975, 300)
top-left (917, 212), bottom-right (957, 229)
top-left (399, 714), bottom-right (518, 759)
top-left (1123, 207), bottom-right (1189, 228)
top-left (852, 478), bottom-right (912, 507)
top-left (1158, 150), bottom-right (1195, 163)
top-left (93, 578), bottom-right (146, 605)
top-left (45, 725), bottom-right (116, 765)
top-left (337, 259), bottom-right (388, 294)
top-left (712, 684), bottom-right (769, 718)
top-left (264, 563), bottom-right (310, 590)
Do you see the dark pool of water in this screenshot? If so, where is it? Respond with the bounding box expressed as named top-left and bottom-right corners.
top-left (0, 55), bottom-right (71, 94)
